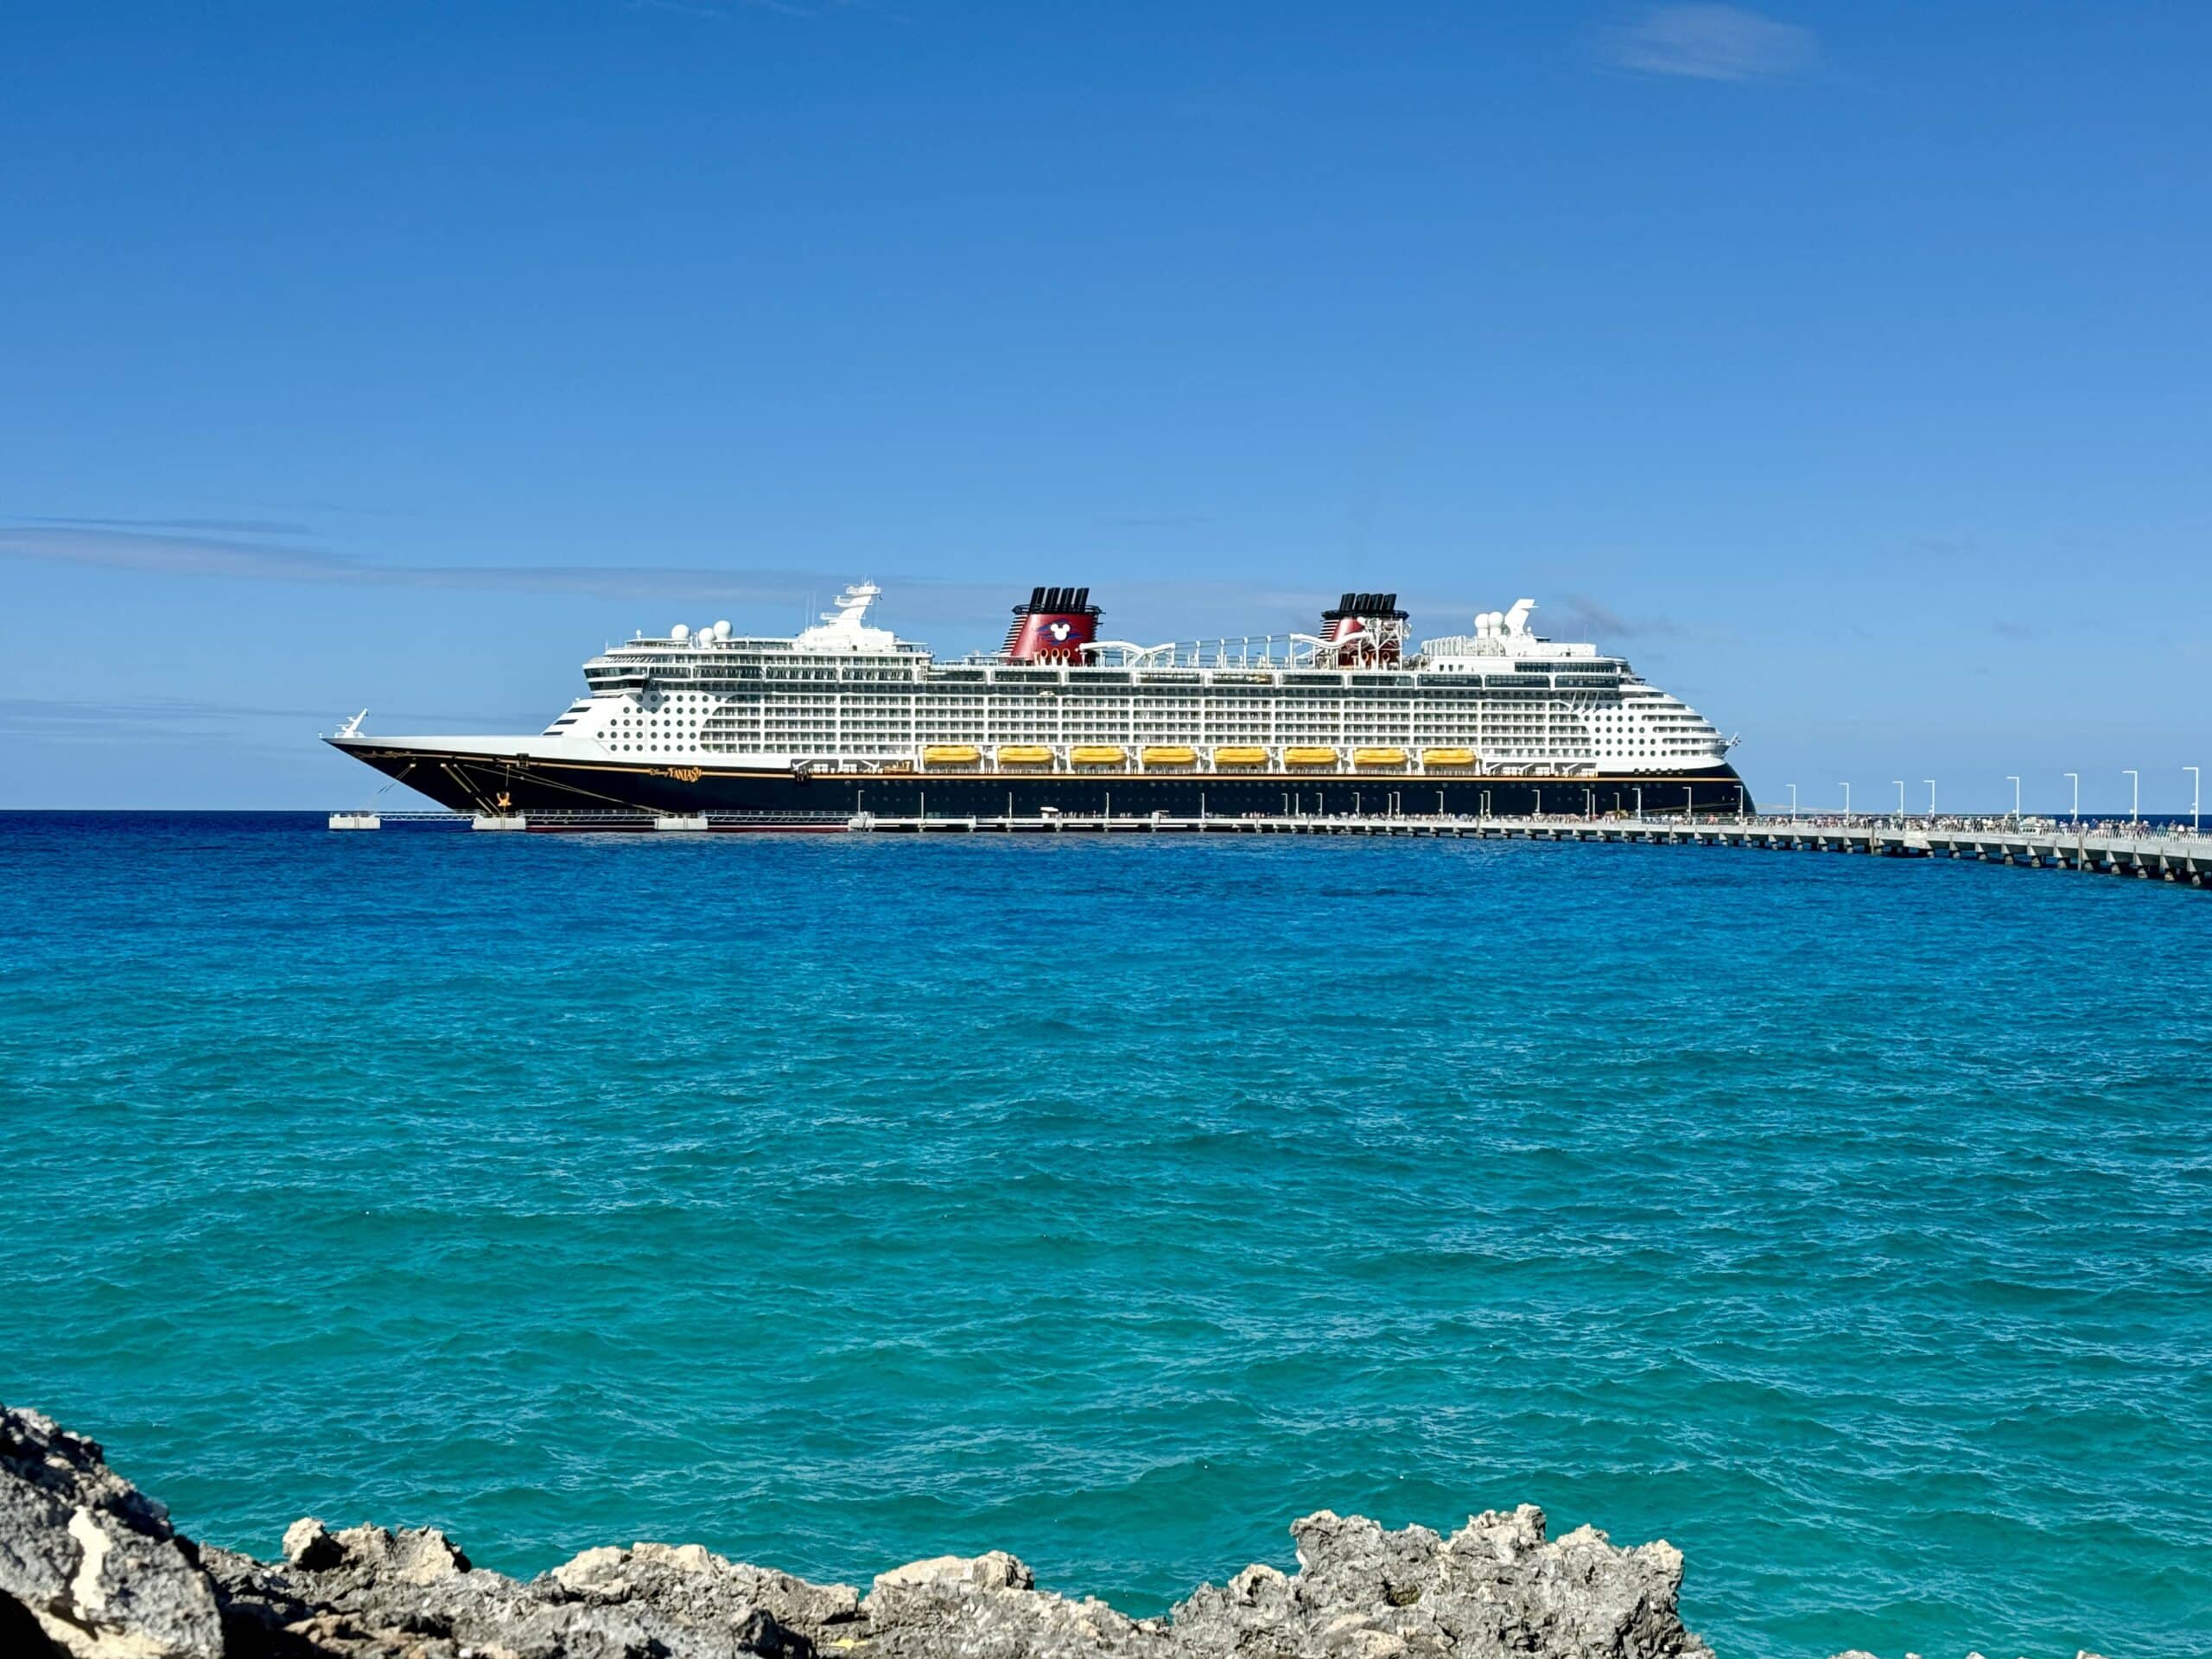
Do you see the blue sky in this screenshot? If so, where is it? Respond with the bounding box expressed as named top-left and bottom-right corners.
top-left (3, 0), bottom-right (2207, 812)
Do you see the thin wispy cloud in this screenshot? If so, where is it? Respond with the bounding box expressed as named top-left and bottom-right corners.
top-left (0, 696), bottom-right (543, 741)
top-left (0, 520), bottom-right (1338, 638)
top-left (21, 513), bottom-right (319, 536)
top-left (1595, 4), bottom-right (1817, 82)
top-left (3, 519), bottom-right (1584, 652)
top-left (1, 695), bottom-right (338, 727)
top-left (0, 522), bottom-right (902, 606)
top-left (1553, 592), bottom-right (1688, 642)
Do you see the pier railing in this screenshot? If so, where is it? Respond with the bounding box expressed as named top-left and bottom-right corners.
top-left (327, 810), bottom-right (2210, 887)
top-left (849, 813), bottom-right (2209, 883)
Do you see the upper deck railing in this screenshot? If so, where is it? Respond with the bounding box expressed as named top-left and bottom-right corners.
top-left (950, 636), bottom-right (1329, 671)
top-left (594, 630), bottom-right (1625, 678)
top-left (945, 637), bottom-right (1625, 674)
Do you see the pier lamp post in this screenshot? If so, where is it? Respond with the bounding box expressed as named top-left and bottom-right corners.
top-left (2065, 772), bottom-right (2079, 824)
top-left (1840, 782), bottom-right (1850, 822)
top-left (1893, 779), bottom-right (1905, 823)
top-left (2124, 768), bottom-right (2139, 828)
top-left (1787, 783), bottom-right (1797, 821)
top-left (1924, 779), bottom-right (1936, 819)
top-left (2189, 766), bottom-right (2202, 835)
top-left (2007, 775), bottom-right (2020, 824)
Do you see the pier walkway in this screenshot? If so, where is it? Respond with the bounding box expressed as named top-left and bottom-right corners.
top-left (331, 809), bottom-right (2210, 886)
top-left (853, 812), bottom-right (2210, 883)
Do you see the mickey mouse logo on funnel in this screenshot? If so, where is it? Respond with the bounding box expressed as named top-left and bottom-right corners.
top-left (1002, 586), bottom-right (1103, 664)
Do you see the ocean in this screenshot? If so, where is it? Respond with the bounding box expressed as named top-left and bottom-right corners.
top-left (4, 812), bottom-right (2208, 1657)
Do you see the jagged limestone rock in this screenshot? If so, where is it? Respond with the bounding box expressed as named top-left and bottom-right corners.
top-left (0, 1407), bottom-right (224, 1659)
top-left (871, 1551), bottom-right (1037, 1597)
top-left (277, 1521), bottom-right (342, 1573)
top-left (200, 1520), bottom-right (810, 1659)
top-left (861, 1546), bottom-right (1148, 1659)
top-left (5, 1404), bottom-right (1743, 1659)
top-left (1172, 1508), bottom-right (1710, 1659)
top-left (546, 1539), bottom-right (861, 1649)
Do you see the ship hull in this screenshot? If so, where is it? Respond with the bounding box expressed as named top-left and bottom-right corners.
top-left (328, 739), bottom-right (1754, 819)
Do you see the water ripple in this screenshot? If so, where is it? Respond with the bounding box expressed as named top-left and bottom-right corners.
top-left (2, 815), bottom-right (2208, 1658)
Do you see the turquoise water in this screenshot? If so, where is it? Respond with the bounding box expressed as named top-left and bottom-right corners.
top-left (3, 814), bottom-right (2209, 1657)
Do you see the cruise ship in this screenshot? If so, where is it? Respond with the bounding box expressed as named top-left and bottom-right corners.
top-left (327, 584), bottom-right (1749, 818)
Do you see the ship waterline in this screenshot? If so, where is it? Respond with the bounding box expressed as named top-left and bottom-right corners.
top-left (328, 582), bottom-right (1750, 817)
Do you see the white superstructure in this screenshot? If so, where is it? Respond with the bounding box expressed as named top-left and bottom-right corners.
top-left (518, 585), bottom-right (1733, 779)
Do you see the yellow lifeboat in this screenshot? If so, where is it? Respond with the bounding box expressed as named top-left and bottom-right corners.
top-left (1212, 747), bottom-right (1269, 766)
top-left (921, 744), bottom-right (981, 766)
top-left (1421, 747), bottom-right (1478, 768)
top-left (1353, 747), bottom-right (1408, 767)
top-left (995, 745), bottom-right (1053, 766)
top-left (1284, 747), bottom-right (1339, 767)
top-left (1141, 745), bottom-right (1198, 767)
top-left (1069, 745), bottom-right (1126, 766)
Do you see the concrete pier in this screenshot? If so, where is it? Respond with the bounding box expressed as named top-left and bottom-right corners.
top-left (340, 810), bottom-right (2209, 887)
top-left (842, 812), bottom-right (2210, 885)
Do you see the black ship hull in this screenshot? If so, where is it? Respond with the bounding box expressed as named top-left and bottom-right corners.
top-left (329, 739), bottom-right (1753, 820)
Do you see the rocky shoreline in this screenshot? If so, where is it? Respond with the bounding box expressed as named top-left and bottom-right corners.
top-left (2, 1404), bottom-right (1711, 1659)
top-left (0, 1402), bottom-right (2087, 1659)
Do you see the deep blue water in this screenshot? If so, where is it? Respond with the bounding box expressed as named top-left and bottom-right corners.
top-left (4, 812), bottom-right (2209, 1658)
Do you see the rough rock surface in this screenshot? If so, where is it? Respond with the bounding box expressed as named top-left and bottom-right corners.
top-left (1172, 1506), bottom-right (1709, 1659)
top-left (0, 1406), bottom-right (224, 1659)
top-left (3, 1404), bottom-right (1721, 1659)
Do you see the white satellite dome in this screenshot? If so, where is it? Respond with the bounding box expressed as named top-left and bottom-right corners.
top-left (712, 620), bottom-right (732, 639)
top-left (671, 623), bottom-right (690, 641)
